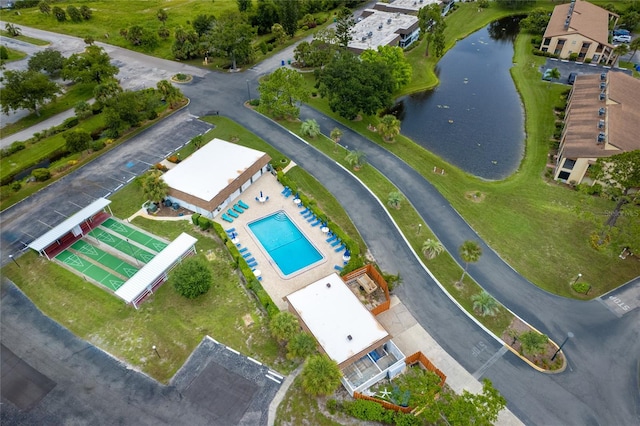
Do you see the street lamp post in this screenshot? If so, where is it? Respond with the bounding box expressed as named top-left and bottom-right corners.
top-left (152, 345), bottom-right (161, 359)
top-left (417, 224), bottom-right (422, 235)
top-left (572, 273), bottom-right (582, 286)
top-left (551, 331), bottom-right (574, 361)
top-left (8, 254), bottom-right (20, 268)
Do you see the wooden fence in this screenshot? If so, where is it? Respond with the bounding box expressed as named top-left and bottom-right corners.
top-left (341, 264), bottom-right (391, 315)
top-left (405, 352), bottom-right (447, 387)
top-left (353, 391), bottom-right (413, 413)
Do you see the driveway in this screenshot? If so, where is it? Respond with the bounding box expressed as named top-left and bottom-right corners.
top-left (542, 57), bottom-right (633, 84)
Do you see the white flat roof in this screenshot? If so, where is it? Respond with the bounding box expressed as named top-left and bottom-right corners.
top-left (375, 0), bottom-right (441, 14)
top-left (162, 138), bottom-right (266, 202)
top-left (350, 9), bottom-right (419, 52)
top-left (286, 273), bottom-right (389, 366)
top-left (115, 232), bottom-right (197, 303)
top-left (28, 198), bottom-right (111, 252)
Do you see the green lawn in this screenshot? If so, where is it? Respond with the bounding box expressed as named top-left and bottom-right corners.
top-left (0, 82), bottom-right (95, 138)
top-left (275, 375), bottom-right (345, 426)
top-left (0, 46), bottom-right (27, 62)
top-left (0, 29), bottom-right (50, 45)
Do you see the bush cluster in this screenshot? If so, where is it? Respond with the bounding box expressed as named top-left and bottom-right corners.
top-left (532, 49), bottom-right (560, 59)
top-left (332, 399), bottom-right (419, 426)
top-left (576, 183), bottom-right (602, 196)
top-left (0, 142), bottom-right (26, 159)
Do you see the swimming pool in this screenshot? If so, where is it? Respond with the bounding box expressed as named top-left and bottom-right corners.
top-left (248, 211), bottom-right (324, 276)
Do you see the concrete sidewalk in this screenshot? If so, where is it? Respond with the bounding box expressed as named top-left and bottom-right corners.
top-left (0, 107), bottom-right (77, 148)
top-left (377, 296), bottom-right (523, 426)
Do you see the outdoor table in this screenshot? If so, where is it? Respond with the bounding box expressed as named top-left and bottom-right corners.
top-left (253, 269), bottom-right (261, 277)
top-left (231, 237), bottom-right (239, 244)
top-left (293, 198), bottom-right (301, 205)
top-left (321, 227), bottom-right (329, 234)
top-left (258, 197), bottom-right (266, 203)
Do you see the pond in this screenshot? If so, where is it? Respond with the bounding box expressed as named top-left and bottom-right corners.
top-left (394, 17), bottom-right (525, 180)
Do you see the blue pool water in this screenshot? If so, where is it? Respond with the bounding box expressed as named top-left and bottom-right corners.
top-left (248, 211), bottom-right (323, 276)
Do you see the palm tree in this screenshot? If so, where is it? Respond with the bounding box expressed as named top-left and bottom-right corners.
top-left (612, 43), bottom-right (629, 64)
top-left (157, 79), bottom-right (183, 108)
top-left (377, 114), bottom-right (401, 143)
top-left (345, 149), bottom-right (366, 171)
top-left (190, 135), bottom-right (204, 150)
top-left (300, 118), bottom-right (320, 138)
top-left (300, 354), bottom-right (342, 396)
top-left (286, 332), bottom-right (317, 360)
top-left (629, 38), bottom-right (640, 59)
top-left (330, 127), bottom-right (342, 152)
top-left (549, 67), bottom-right (561, 80)
top-left (5, 23), bottom-right (22, 37)
top-left (269, 311), bottom-right (299, 343)
top-left (94, 78), bottom-right (122, 103)
top-left (519, 331), bottom-right (548, 356)
top-left (141, 170), bottom-right (169, 204)
top-left (471, 291), bottom-right (500, 317)
top-left (387, 191), bottom-right (404, 209)
top-left (458, 240), bottom-right (482, 284)
top-left (422, 239), bottom-right (444, 260)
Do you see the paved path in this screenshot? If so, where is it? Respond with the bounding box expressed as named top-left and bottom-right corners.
top-left (2, 22), bottom-right (639, 426)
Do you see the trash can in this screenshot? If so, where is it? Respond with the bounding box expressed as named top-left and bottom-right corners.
top-left (281, 60), bottom-right (285, 66)
top-left (287, 59), bottom-right (291, 65)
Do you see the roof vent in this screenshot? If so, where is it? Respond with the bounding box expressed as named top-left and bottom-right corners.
top-left (598, 107), bottom-right (605, 116)
top-left (361, 36), bottom-right (367, 42)
top-left (347, 335), bottom-right (353, 341)
top-left (378, 23), bottom-right (383, 30)
top-left (597, 132), bottom-right (606, 143)
top-left (326, 283), bottom-right (331, 288)
top-left (599, 92), bottom-right (606, 101)
top-left (598, 119), bottom-right (605, 129)
top-left (600, 72), bottom-right (606, 81)
top-left (387, 18), bottom-right (392, 25)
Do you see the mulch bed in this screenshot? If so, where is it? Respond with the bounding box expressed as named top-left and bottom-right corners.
top-left (502, 317), bottom-right (564, 371)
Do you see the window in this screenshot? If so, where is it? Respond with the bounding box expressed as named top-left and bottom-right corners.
top-left (543, 38), bottom-right (551, 46)
top-left (562, 159), bottom-right (576, 170)
top-left (557, 171), bottom-right (570, 180)
top-left (541, 47), bottom-right (548, 52)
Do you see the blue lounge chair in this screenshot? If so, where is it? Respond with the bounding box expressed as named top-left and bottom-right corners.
top-left (238, 200), bottom-right (249, 209)
top-left (307, 215), bottom-right (316, 222)
top-left (334, 265), bottom-right (343, 272)
top-left (226, 228), bottom-right (236, 233)
top-left (239, 247), bottom-right (248, 253)
top-left (265, 196), bottom-right (269, 201)
top-left (242, 253), bottom-right (252, 258)
top-left (247, 261), bottom-right (258, 268)
top-left (300, 207), bottom-right (309, 215)
top-left (326, 235), bottom-right (337, 243)
top-left (311, 219), bottom-right (321, 227)
top-left (258, 276), bottom-right (263, 281)
top-left (227, 209), bottom-right (239, 218)
top-left (222, 214), bottom-right (234, 223)
top-left (303, 211), bottom-right (313, 218)
top-left (335, 244), bottom-right (346, 253)
top-left (331, 239), bottom-right (341, 247)
top-left (281, 187), bottom-right (289, 195)
top-left (245, 257), bottom-right (255, 263)
top-left (233, 204), bottom-right (244, 214)
top-left (284, 190), bottom-right (292, 199)
top-left (255, 197), bottom-right (260, 202)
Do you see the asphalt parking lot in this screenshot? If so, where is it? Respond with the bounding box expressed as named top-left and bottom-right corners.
top-left (541, 57), bottom-right (633, 84)
top-left (1, 282), bottom-right (283, 426)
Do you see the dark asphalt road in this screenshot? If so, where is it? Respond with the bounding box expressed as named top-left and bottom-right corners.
top-left (1, 29), bottom-right (639, 426)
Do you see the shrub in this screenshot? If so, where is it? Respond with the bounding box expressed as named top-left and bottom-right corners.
top-left (198, 215), bottom-right (212, 231)
top-left (170, 256), bottom-right (212, 299)
top-left (154, 163), bottom-right (168, 172)
top-left (191, 213), bottom-right (201, 225)
top-left (259, 41), bottom-right (268, 54)
top-left (576, 183), bottom-right (602, 196)
top-left (569, 53), bottom-right (578, 61)
top-left (584, 58), bottom-right (592, 64)
top-left (249, 98), bottom-right (260, 106)
top-left (91, 140), bottom-right (105, 151)
top-left (0, 45), bottom-right (8, 60)
top-left (326, 399), bottom-right (339, 414)
top-left (10, 182), bottom-right (21, 192)
top-left (62, 116), bottom-right (79, 129)
top-left (32, 168), bottom-right (51, 182)
top-left (91, 101), bottom-right (103, 115)
top-left (167, 155), bottom-right (179, 163)
top-left (572, 281), bottom-right (590, 294)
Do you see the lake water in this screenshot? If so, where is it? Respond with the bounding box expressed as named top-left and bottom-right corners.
top-left (395, 17), bottom-right (525, 180)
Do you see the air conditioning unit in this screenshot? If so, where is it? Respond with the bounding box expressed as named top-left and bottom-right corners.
top-left (599, 92), bottom-right (606, 101)
top-left (598, 120), bottom-right (605, 129)
top-left (597, 132), bottom-right (606, 143)
top-left (598, 107), bottom-right (605, 116)
top-left (600, 72), bottom-right (606, 81)
top-left (600, 82), bottom-right (606, 90)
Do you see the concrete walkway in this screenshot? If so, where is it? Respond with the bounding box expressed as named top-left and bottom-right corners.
top-left (0, 107), bottom-right (77, 148)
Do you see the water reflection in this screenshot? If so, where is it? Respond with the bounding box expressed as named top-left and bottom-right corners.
top-left (396, 17), bottom-right (525, 180)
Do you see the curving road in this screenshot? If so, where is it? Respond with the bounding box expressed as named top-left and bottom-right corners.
top-left (1, 24), bottom-right (639, 426)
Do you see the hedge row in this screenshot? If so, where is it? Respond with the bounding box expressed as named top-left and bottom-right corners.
top-left (276, 170), bottom-right (364, 274)
top-left (327, 399), bottom-right (419, 426)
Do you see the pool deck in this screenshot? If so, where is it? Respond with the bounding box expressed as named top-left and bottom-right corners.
top-left (214, 171), bottom-right (346, 310)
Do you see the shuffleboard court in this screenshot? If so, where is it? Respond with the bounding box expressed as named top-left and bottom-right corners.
top-left (71, 240), bottom-right (139, 278)
top-left (55, 250), bottom-right (125, 291)
top-left (101, 218), bottom-right (168, 253)
top-left (89, 229), bottom-right (155, 263)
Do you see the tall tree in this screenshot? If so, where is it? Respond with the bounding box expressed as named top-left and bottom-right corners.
top-left (257, 67), bottom-right (309, 119)
top-left (52, 6), bottom-right (66, 22)
top-left (62, 45), bottom-right (118, 84)
top-left (376, 114), bottom-right (401, 142)
top-left (520, 8), bottom-right (551, 35)
top-left (170, 256), bottom-right (212, 299)
top-left (439, 379), bottom-right (506, 425)
top-left (237, 0), bottom-right (252, 12)
top-left (93, 78), bottom-right (122, 103)
top-left (172, 26), bottom-right (200, 60)
top-left (361, 45), bottom-right (412, 91)
top-left (269, 311), bottom-right (299, 343)
top-left (300, 355), bottom-right (342, 396)
top-left (275, 0), bottom-right (299, 37)
top-left (418, 3), bottom-right (446, 57)
top-left (207, 12), bottom-right (256, 70)
top-left (66, 5), bottom-right (82, 22)
top-left (251, 0), bottom-right (280, 35)
top-left (591, 150), bottom-right (640, 236)
top-left (629, 37), bottom-right (640, 58)
top-left (458, 240), bottom-right (482, 283)
top-left (63, 130), bottom-right (91, 153)
top-left (612, 43), bottom-right (629, 64)
top-left (28, 49), bottom-right (65, 77)
top-left (140, 169), bottom-right (169, 204)
top-left (316, 51), bottom-right (394, 120)
top-left (330, 127), bottom-right (342, 152)
top-left (38, 0), bottom-right (50, 15)
top-left (157, 79), bottom-right (183, 108)
top-left (335, 7), bottom-right (354, 48)
top-left (0, 70), bottom-right (60, 116)
top-left (192, 14), bottom-right (216, 37)
top-left (286, 332), bottom-right (316, 360)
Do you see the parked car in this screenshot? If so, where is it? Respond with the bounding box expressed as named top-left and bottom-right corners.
top-left (568, 72), bottom-right (578, 85)
top-left (613, 35), bottom-right (631, 43)
top-left (613, 29), bottom-right (631, 37)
